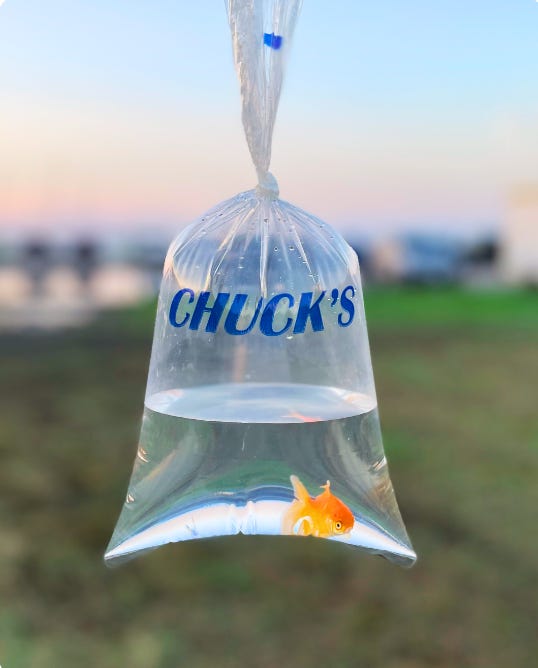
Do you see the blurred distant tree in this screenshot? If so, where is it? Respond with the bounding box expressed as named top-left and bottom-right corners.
top-left (24, 240), bottom-right (50, 296)
top-left (74, 240), bottom-right (99, 285)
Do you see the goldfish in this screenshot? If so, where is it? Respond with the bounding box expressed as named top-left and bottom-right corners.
top-left (282, 475), bottom-right (355, 538)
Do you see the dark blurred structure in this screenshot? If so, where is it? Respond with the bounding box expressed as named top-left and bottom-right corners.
top-left (24, 239), bottom-right (51, 296)
top-left (73, 240), bottom-right (100, 287)
top-left (0, 229), bottom-right (524, 330)
top-left (464, 237), bottom-right (498, 265)
top-left (461, 236), bottom-right (499, 286)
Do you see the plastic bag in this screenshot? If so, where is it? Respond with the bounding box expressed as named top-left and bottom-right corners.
top-left (105, 0), bottom-right (416, 567)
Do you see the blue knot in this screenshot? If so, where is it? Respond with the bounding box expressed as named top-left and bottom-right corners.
top-left (263, 33), bottom-right (283, 50)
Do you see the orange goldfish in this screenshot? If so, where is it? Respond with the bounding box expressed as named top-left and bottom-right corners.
top-left (282, 475), bottom-right (355, 538)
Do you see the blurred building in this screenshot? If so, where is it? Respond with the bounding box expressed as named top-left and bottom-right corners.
top-left (501, 186), bottom-right (538, 285)
top-left (370, 233), bottom-right (464, 284)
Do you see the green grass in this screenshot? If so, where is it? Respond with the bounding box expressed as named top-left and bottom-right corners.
top-left (364, 285), bottom-right (538, 328)
top-left (1, 288), bottom-right (537, 667)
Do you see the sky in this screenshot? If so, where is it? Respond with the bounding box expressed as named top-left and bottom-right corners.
top-left (1, 0), bottom-right (537, 239)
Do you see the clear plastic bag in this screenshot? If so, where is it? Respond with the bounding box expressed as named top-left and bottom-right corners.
top-left (105, 0), bottom-right (415, 567)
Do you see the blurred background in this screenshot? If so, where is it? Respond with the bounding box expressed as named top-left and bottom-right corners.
top-left (1, 1), bottom-right (537, 667)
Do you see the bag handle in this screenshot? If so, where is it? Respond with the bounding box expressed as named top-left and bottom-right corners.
top-left (226, 0), bottom-right (303, 198)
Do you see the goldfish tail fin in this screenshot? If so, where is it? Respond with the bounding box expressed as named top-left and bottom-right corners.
top-left (282, 476), bottom-right (314, 536)
top-left (290, 475), bottom-right (311, 504)
top-left (282, 500), bottom-right (301, 535)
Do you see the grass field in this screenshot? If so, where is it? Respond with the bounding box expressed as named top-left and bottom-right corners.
top-left (1, 288), bottom-right (537, 667)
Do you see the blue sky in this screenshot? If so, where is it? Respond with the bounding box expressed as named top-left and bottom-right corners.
top-left (1, 0), bottom-right (537, 238)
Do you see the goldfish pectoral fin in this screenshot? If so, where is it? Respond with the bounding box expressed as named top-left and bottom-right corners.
top-left (296, 516), bottom-right (314, 536)
top-left (297, 519), bottom-right (310, 536)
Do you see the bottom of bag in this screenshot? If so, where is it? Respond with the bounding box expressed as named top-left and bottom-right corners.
top-left (104, 497), bottom-right (416, 568)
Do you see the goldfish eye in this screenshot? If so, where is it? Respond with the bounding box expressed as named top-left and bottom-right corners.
top-left (335, 521), bottom-right (342, 531)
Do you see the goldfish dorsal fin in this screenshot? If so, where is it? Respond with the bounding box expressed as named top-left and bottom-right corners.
top-left (321, 480), bottom-right (331, 492)
top-left (290, 475), bottom-right (310, 503)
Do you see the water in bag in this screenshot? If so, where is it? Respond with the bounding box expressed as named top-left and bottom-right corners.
top-left (105, 0), bottom-right (416, 567)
